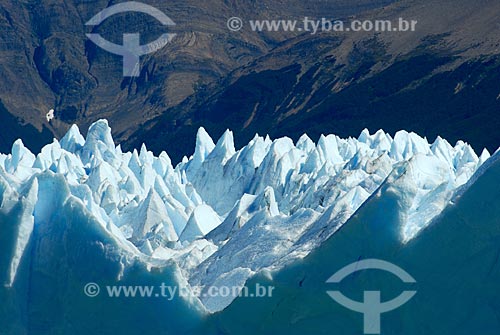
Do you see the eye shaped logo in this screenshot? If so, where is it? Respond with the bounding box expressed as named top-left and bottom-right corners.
top-left (86, 1), bottom-right (176, 77)
top-left (326, 259), bottom-right (417, 334)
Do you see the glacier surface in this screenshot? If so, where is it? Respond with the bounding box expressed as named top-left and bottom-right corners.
top-left (0, 120), bottom-right (497, 334)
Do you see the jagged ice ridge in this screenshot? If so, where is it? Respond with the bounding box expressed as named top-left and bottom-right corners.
top-left (0, 120), bottom-right (493, 312)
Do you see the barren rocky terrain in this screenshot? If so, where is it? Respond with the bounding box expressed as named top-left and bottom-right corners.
top-left (0, 0), bottom-right (499, 161)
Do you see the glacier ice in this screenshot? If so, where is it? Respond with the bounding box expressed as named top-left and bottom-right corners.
top-left (0, 119), bottom-right (495, 325)
top-left (204, 149), bottom-right (500, 335)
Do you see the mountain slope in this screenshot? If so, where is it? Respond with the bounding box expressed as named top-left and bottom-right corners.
top-left (0, 0), bottom-right (395, 154)
top-left (130, 0), bottom-right (500, 162)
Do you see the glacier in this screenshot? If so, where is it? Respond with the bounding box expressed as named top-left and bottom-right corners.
top-left (0, 119), bottom-right (498, 334)
top-left (206, 149), bottom-right (500, 335)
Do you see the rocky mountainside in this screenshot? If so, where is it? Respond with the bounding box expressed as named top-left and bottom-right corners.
top-left (128, 0), bottom-right (500, 161)
top-left (0, 0), bottom-right (394, 155)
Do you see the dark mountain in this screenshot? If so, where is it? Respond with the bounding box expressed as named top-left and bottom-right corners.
top-left (0, 0), bottom-right (394, 154)
top-left (0, 0), bottom-right (498, 161)
top-left (127, 0), bottom-right (500, 161)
